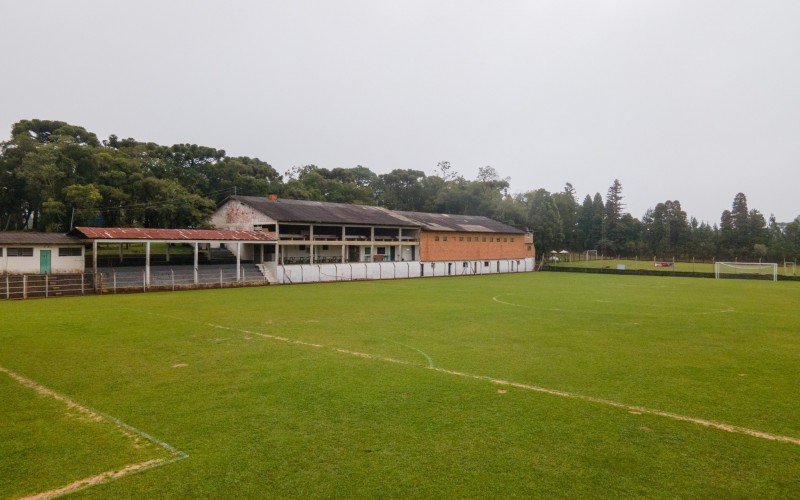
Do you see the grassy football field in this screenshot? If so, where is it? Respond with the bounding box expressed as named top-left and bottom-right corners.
top-left (1, 272), bottom-right (799, 497)
top-left (553, 258), bottom-right (798, 276)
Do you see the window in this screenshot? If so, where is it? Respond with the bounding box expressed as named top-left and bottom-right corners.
top-left (299, 245), bottom-right (306, 250)
top-left (377, 247), bottom-right (386, 255)
top-left (527, 245), bottom-right (532, 251)
top-left (434, 235), bottom-right (440, 241)
top-left (503, 238), bottom-right (508, 242)
top-left (459, 237), bottom-right (464, 242)
top-left (463, 262), bottom-right (469, 267)
top-left (59, 247), bottom-right (82, 257)
top-left (510, 238), bottom-right (515, 242)
top-left (467, 237), bottom-right (471, 242)
top-left (7, 247), bottom-right (33, 257)
top-left (484, 261), bottom-right (490, 267)
top-left (443, 236), bottom-right (448, 242)
top-left (0, 248), bottom-right (3, 257)
top-left (482, 237), bottom-right (486, 242)
top-left (322, 245), bottom-right (329, 250)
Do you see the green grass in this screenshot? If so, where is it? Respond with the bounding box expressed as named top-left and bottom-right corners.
top-left (0, 373), bottom-right (171, 498)
top-left (554, 258), bottom-right (798, 276)
top-left (1, 273), bottom-right (799, 497)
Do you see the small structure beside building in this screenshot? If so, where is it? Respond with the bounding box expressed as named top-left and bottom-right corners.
top-left (70, 227), bottom-right (277, 288)
top-left (0, 232), bottom-right (85, 275)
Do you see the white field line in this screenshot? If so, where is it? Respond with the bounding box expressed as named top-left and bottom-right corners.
top-left (391, 341), bottom-right (435, 368)
top-left (493, 293), bottom-right (736, 315)
top-left (118, 307), bottom-right (800, 448)
top-left (0, 366), bottom-right (187, 499)
top-left (216, 321), bottom-right (800, 446)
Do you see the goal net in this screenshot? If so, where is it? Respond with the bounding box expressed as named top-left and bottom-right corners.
top-left (714, 262), bottom-right (778, 281)
top-left (585, 250), bottom-right (599, 261)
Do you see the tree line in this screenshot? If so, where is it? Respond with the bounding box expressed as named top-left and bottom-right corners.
top-left (1, 119), bottom-right (798, 262)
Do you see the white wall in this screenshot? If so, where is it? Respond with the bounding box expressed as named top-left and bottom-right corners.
top-left (1, 245), bottom-right (85, 275)
top-left (271, 257), bottom-right (535, 284)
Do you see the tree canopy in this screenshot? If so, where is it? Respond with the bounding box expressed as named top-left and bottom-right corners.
top-left (1, 119), bottom-right (798, 262)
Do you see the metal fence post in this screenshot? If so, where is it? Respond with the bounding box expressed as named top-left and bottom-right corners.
top-left (171, 269), bottom-right (175, 291)
top-left (143, 270), bottom-right (146, 292)
top-left (5, 275), bottom-right (9, 300)
top-left (23, 275), bottom-right (27, 299)
top-left (80, 273), bottom-right (85, 295)
top-left (220, 268), bottom-right (223, 288)
top-left (45, 275), bottom-right (49, 298)
top-left (113, 271), bottom-right (117, 294)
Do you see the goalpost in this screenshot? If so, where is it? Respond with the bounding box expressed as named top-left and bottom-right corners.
top-left (714, 262), bottom-right (778, 282)
top-left (585, 250), bottom-right (598, 261)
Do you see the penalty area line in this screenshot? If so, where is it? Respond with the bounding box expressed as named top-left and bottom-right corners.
top-left (0, 366), bottom-right (187, 500)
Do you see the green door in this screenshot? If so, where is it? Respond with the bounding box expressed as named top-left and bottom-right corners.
top-left (40, 249), bottom-right (52, 275)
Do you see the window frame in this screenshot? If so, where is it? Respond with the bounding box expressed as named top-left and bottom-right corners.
top-left (58, 247), bottom-right (82, 257)
top-left (7, 247), bottom-right (34, 257)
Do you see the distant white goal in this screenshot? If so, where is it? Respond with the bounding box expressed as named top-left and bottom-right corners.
top-left (714, 262), bottom-right (778, 282)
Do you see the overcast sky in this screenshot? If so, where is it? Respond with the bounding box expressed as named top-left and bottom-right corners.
top-left (2, 1), bottom-right (798, 223)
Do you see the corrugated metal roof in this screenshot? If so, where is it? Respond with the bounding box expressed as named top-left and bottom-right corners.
top-left (230, 196), bottom-right (421, 227)
top-left (73, 227), bottom-right (277, 241)
top-left (394, 211), bottom-right (526, 234)
top-left (0, 232), bottom-right (83, 245)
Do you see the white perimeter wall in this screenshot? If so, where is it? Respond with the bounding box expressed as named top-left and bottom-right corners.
top-left (0, 245), bottom-right (85, 275)
top-left (268, 257), bottom-right (535, 284)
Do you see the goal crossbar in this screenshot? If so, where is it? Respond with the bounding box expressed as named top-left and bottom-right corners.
top-left (714, 262), bottom-right (778, 281)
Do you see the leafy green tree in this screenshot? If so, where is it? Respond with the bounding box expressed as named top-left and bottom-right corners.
top-left (552, 183), bottom-right (579, 250)
top-left (523, 189), bottom-right (563, 254)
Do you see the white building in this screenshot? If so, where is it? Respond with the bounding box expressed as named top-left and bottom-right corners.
top-left (0, 233), bottom-right (85, 275)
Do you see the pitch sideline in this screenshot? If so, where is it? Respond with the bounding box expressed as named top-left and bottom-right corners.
top-left (0, 366), bottom-right (187, 499)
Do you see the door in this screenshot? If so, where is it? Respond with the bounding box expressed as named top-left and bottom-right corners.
top-left (40, 249), bottom-right (52, 275)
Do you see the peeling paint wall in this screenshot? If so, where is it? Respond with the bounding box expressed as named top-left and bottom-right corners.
top-left (210, 199), bottom-right (276, 231)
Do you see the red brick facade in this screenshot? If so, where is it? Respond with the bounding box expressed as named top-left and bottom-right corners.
top-left (419, 231), bottom-right (535, 262)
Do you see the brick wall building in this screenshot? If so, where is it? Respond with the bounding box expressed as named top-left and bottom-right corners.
top-left (418, 230), bottom-right (535, 262)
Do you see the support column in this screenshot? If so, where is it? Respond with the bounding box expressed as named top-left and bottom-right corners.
top-left (193, 242), bottom-right (199, 285)
top-left (341, 226), bottom-right (347, 263)
top-left (236, 242), bottom-right (241, 281)
top-left (92, 241), bottom-right (98, 290)
top-left (370, 227), bottom-right (375, 263)
top-left (118, 243), bottom-right (123, 263)
top-left (145, 241), bottom-right (151, 287)
top-left (309, 225), bottom-right (314, 264)
top-left (275, 243), bottom-right (280, 263)
top-left (165, 243), bottom-right (170, 263)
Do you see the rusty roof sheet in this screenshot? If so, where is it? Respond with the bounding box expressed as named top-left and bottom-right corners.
top-left (0, 232), bottom-right (83, 245)
top-left (73, 227), bottom-right (277, 241)
top-left (230, 196), bottom-right (421, 227)
top-left (394, 211), bottom-right (526, 234)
